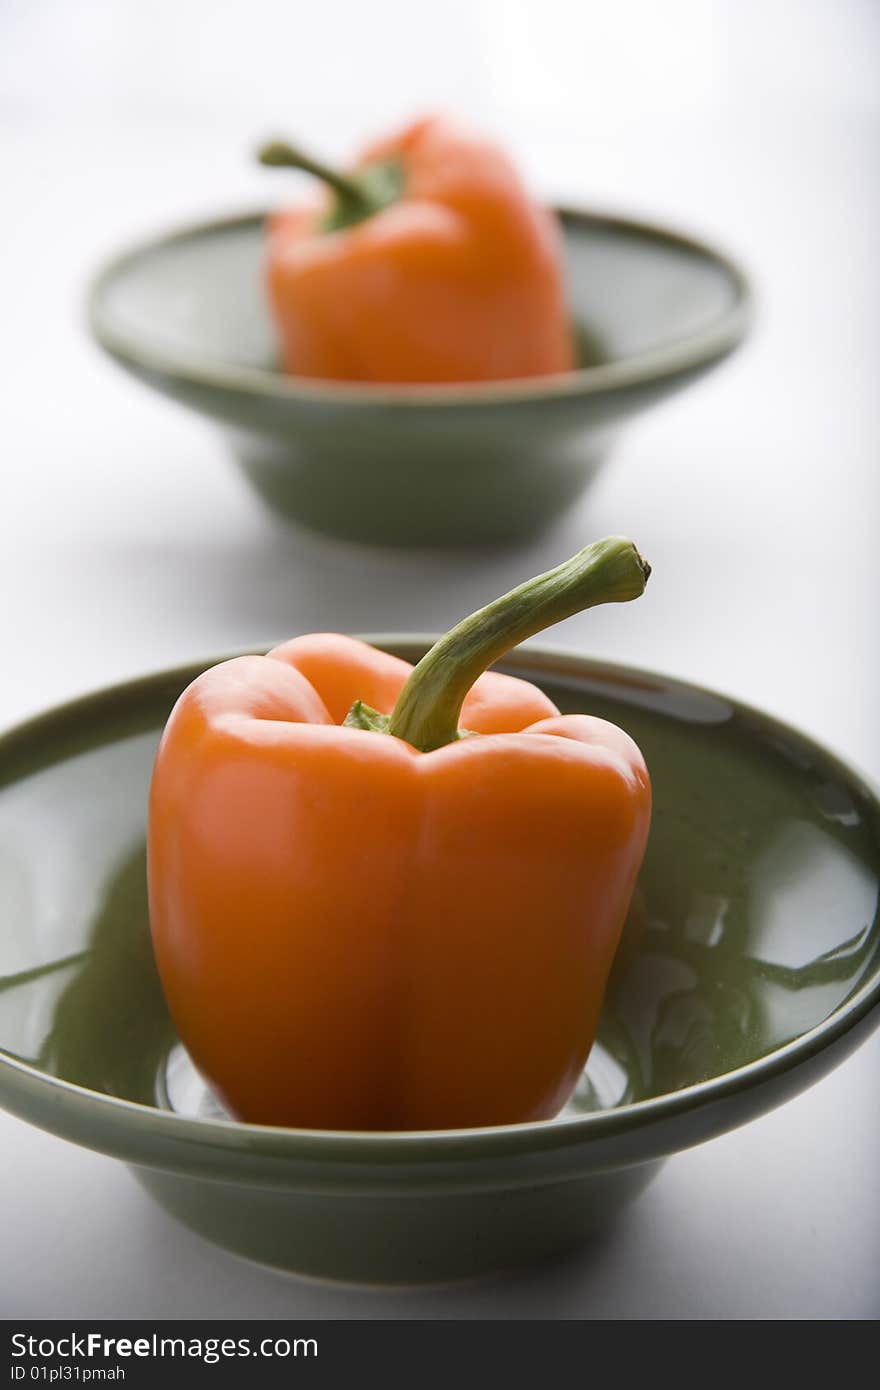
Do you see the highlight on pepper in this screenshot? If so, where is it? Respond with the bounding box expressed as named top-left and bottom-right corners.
top-left (147, 537), bottom-right (652, 1132)
top-left (258, 113), bottom-right (576, 385)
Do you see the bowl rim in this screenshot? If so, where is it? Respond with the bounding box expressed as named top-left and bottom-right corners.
top-left (86, 205), bottom-right (753, 410)
top-left (0, 640), bottom-right (878, 1169)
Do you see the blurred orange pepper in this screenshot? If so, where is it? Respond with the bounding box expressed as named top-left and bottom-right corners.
top-left (260, 114), bottom-right (575, 384)
top-left (148, 538), bottom-right (651, 1130)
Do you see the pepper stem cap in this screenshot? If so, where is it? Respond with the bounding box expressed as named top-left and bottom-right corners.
top-left (257, 137), bottom-right (404, 233)
top-left (386, 536), bottom-right (650, 752)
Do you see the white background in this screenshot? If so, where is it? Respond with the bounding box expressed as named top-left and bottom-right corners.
top-left (0, 0), bottom-right (878, 1318)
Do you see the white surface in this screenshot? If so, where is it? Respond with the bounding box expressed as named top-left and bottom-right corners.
top-left (1, 0), bottom-right (878, 1319)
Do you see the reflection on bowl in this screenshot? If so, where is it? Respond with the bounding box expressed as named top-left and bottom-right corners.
top-left (88, 210), bottom-right (751, 546)
top-left (1, 642), bottom-right (877, 1283)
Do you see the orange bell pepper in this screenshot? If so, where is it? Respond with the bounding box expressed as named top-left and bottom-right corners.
top-left (259, 114), bottom-right (575, 384)
top-left (148, 538), bottom-right (651, 1130)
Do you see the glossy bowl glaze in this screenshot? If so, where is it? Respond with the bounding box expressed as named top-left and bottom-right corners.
top-left (1, 642), bottom-right (877, 1283)
top-left (88, 211), bottom-right (751, 546)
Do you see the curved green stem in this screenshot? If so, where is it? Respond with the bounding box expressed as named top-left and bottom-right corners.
top-left (387, 537), bottom-right (650, 752)
top-left (258, 138), bottom-right (404, 233)
top-left (258, 138), bottom-right (367, 207)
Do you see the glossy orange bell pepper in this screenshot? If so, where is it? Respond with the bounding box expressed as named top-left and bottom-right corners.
top-left (148, 538), bottom-right (651, 1130)
top-left (259, 114), bottom-right (575, 384)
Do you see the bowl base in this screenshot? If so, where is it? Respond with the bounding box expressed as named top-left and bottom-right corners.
top-left (229, 430), bottom-right (611, 547)
top-left (131, 1157), bottom-right (664, 1285)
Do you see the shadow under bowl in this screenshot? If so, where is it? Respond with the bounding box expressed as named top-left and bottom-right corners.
top-left (87, 209), bottom-right (751, 546)
top-left (1, 642), bottom-right (877, 1284)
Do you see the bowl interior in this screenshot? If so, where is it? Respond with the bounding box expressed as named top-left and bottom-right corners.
top-left (90, 211), bottom-right (746, 392)
top-left (1, 644), bottom-right (878, 1130)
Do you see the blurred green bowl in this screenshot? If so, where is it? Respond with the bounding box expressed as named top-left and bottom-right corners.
top-left (1, 641), bottom-right (877, 1284)
top-left (87, 209), bottom-right (751, 546)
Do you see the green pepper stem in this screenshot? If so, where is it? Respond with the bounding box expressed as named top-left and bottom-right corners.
top-left (258, 138), bottom-right (369, 209)
top-left (387, 537), bottom-right (650, 752)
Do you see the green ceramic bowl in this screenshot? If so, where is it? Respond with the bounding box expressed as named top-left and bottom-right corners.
top-left (87, 210), bottom-right (751, 546)
top-left (1, 642), bottom-right (877, 1285)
